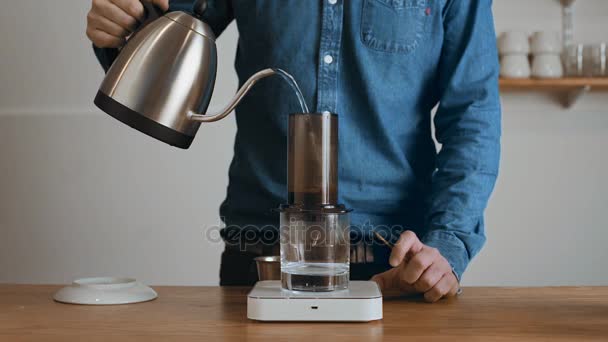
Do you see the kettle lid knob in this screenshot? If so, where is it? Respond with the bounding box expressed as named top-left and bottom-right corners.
top-left (193, 0), bottom-right (208, 18)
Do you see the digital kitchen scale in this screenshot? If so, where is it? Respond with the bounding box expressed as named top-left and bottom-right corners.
top-left (247, 280), bottom-right (383, 322)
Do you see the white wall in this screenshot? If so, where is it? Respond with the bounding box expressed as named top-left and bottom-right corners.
top-left (474, 0), bottom-right (608, 286)
top-left (0, 0), bottom-right (238, 286)
top-left (1, 0), bottom-right (607, 286)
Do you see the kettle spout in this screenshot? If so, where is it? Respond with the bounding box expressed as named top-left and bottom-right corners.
top-left (187, 68), bottom-right (277, 122)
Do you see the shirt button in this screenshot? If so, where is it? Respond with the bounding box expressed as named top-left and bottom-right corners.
top-left (328, 0), bottom-right (337, 4)
top-left (323, 54), bottom-right (334, 64)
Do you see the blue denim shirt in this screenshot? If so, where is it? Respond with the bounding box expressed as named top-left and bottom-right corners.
top-left (95, 0), bottom-right (501, 280)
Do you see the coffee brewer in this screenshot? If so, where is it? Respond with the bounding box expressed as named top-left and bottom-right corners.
top-left (279, 112), bottom-right (351, 292)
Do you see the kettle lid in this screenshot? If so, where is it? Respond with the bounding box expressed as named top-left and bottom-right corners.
top-left (165, 12), bottom-right (216, 40)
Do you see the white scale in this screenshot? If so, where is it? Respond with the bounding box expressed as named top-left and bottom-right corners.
top-left (247, 280), bottom-right (383, 322)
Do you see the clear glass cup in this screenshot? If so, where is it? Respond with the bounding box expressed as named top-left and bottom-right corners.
top-left (589, 43), bottom-right (607, 77)
top-left (280, 209), bottom-right (350, 291)
top-left (564, 44), bottom-right (585, 77)
top-left (564, 43), bottom-right (608, 77)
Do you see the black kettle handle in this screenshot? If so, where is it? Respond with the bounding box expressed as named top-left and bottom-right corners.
top-left (124, 0), bottom-right (165, 43)
top-left (98, 1), bottom-right (166, 70)
top-left (140, 0), bottom-right (166, 26)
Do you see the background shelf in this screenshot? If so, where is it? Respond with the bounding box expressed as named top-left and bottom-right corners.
top-left (500, 78), bottom-right (608, 89)
top-left (499, 78), bottom-right (608, 108)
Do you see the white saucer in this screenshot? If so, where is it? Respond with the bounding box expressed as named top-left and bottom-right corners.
top-left (53, 277), bottom-right (157, 305)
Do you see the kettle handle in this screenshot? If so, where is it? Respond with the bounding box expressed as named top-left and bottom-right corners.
top-left (123, 1), bottom-right (165, 44)
top-left (139, 0), bottom-right (166, 28)
top-left (101, 1), bottom-right (165, 66)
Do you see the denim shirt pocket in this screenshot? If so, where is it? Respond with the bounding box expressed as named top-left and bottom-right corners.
top-left (361, 0), bottom-right (428, 54)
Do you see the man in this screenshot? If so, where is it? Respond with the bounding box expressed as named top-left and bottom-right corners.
top-left (87, 0), bottom-right (500, 302)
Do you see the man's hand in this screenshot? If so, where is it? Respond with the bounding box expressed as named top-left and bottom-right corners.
top-left (86, 0), bottom-right (169, 48)
top-left (372, 231), bottom-right (459, 303)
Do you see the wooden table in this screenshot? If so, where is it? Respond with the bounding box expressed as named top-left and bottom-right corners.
top-left (1, 285), bottom-right (607, 341)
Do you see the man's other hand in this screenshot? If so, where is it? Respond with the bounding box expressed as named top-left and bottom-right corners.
top-left (86, 0), bottom-right (169, 48)
top-left (372, 231), bottom-right (459, 303)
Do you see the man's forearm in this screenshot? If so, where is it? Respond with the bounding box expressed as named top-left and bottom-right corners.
top-left (423, 0), bottom-right (501, 279)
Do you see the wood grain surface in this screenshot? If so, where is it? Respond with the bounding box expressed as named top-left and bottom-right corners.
top-left (1, 285), bottom-right (607, 341)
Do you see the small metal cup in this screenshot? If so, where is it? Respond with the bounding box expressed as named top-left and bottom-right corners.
top-left (255, 256), bottom-right (281, 281)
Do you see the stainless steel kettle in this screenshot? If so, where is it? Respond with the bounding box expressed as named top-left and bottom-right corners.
top-left (94, 0), bottom-right (284, 149)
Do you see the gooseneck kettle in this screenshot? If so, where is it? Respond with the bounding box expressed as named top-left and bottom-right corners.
top-left (94, 0), bottom-right (292, 149)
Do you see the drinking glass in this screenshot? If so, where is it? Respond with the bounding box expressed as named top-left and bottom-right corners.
top-left (564, 43), bottom-right (608, 77)
top-left (589, 43), bottom-right (607, 77)
top-left (564, 44), bottom-right (585, 77)
top-left (280, 209), bottom-right (350, 292)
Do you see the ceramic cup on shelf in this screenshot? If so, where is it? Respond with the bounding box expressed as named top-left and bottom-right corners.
top-left (500, 54), bottom-right (531, 78)
top-left (530, 31), bottom-right (561, 55)
top-left (498, 31), bottom-right (530, 55)
top-left (532, 54), bottom-right (564, 78)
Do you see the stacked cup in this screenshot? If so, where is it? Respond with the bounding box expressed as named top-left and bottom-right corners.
top-left (530, 31), bottom-right (563, 78)
top-left (498, 31), bottom-right (531, 78)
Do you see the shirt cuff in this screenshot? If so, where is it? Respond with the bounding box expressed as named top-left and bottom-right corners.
top-left (421, 230), bottom-right (469, 282)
